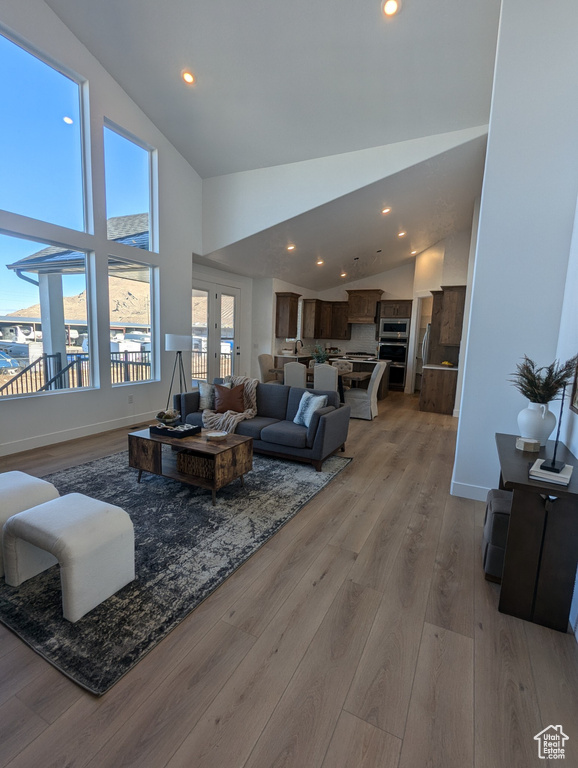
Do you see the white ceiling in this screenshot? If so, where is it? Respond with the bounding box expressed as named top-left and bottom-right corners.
top-left (44, 0), bottom-right (501, 287)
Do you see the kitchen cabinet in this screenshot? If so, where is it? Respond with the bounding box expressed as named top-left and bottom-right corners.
top-left (303, 299), bottom-right (350, 339)
top-left (330, 302), bottom-right (351, 340)
top-left (419, 366), bottom-right (458, 414)
top-left (302, 299), bottom-right (332, 338)
top-left (275, 292), bottom-right (300, 338)
top-left (380, 299), bottom-right (412, 318)
top-left (439, 285), bottom-right (466, 346)
top-left (346, 290), bottom-right (383, 324)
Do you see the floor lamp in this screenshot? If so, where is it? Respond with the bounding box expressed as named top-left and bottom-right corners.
top-left (165, 334), bottom-right (190, 411)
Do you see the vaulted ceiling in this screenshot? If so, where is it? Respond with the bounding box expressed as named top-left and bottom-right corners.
top-left (45, 0), bottom-right (502, 287)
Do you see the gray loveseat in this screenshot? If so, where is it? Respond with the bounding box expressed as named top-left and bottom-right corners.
top-left (175, 384), bottom-right (350, 471)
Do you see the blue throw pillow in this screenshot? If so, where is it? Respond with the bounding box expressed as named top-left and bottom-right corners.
top-left (293, 392), bottom-right (328, 428)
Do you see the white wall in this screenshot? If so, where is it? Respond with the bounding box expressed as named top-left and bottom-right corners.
top-left (0, 0), bottom-right (202, 456)
top-left (452, 0), bottom-right (578, 500)
top-left (413, 243), bottom-right (445, 295)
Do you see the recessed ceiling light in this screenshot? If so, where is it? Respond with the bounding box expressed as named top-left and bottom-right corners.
top-left (182, 71), bottom-right (195, 85)
top-left (316, 259), bottom-right (324, 265)
top-left (382, 0), bottom-right (401, 17)
top-left (63, 116), bottom-right (73, 124)
top-left (381, 207), bottom-right (391, 215)
top-left (287, 244), bottom-right (296, 251)
top-left (398, 231), bottom-right (406, 237)
top-left (340, 271), bottom-right (347, 278)
top-left (411, 250), bottom-right (417, 255)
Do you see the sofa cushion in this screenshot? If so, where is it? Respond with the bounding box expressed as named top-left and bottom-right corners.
top-left (235, 416), bottom-right (279, 439)
top-left (215, 383), bottom-right (245, 413)
top-left (294, 392), bottom-right (328, 427)
top-left (256, 383), bottom-right (290, 419)
top-left (184, 411), bottom-right (204, 427)
top-left (260, 421), bottom-right (308, 449)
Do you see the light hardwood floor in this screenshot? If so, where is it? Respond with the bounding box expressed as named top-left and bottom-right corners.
top-left (1, 393), bottom-right (577, 768)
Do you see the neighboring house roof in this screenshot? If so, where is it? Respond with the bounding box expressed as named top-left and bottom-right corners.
top-left (5, 214), bottom-right (149, 273)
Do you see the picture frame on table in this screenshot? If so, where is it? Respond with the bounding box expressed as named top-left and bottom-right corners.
top-left (571, 363), bottom-right (578, 414)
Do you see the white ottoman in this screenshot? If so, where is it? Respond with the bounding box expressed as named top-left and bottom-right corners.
top-left (3, 493), bottom-right (135, 623)
top-left (0, 470), bottom-right (60, 578)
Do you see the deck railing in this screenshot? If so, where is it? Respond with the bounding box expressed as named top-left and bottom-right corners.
top-left (0, 349), bottom-right (231, 396)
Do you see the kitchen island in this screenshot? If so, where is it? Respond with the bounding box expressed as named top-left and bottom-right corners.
top-left (419, 364), bottom-right (458, 414)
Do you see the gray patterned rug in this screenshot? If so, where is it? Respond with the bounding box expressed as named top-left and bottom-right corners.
top-left (0, 450), bottom-right (350, 695)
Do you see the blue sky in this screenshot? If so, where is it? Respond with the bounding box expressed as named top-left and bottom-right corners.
top-left (0, 32), bottom-right (150, 317)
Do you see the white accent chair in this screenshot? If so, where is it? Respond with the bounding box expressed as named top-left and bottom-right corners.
top-left (344, 361), bottom-right (388, 420)
top-left (313, 363), bottom-right (338, 391)
top-left (3, 493), bottom-right (135, 623)
top-left (258, 353), bottom-right (282, 383)
top-left (0, 470), bottom-right (60, 578)
top-left (284, 361), bottom-right (307, 388)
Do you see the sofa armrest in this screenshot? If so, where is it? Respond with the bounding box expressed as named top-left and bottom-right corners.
top-left (310, 404), bottom-right (351, 458)
top-left (174, 391), bottom-right (200, 419)
top-left (306, 405), bottom-right (334, 447)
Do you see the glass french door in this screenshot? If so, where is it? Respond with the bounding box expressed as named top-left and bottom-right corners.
top-left (192, 281), bottom-right (239, 382)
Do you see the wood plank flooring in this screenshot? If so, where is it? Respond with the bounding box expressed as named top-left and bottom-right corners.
top-left (1, 392), bottom-right (577, 768)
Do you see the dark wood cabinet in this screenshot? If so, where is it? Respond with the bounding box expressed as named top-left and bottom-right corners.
top-left (303, 299), bottom-right (329, 338)
top-left (496, 433), bottom-right (578, 632)
top-left (275, 292), bottom-right (300, 338)
top-left (380, 299), bottom-right (413, 318)
top-left (419, 367), bottom-right (458, 414)
top-left (330, 302), bottom-right (351, 340)
top-left (319, 301), bottom-right (333, 339)
top-left (427, 286), bottom-right (466, 366)
top-left (439, 285), bottom-right (466, 346)
top-left (303, 299), bottom-right (350, 339)
top-left (346, 290), bottom-right (383, 323)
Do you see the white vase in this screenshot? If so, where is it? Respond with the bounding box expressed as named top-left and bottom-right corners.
top-left (517, 401), bottom-right (556, 446)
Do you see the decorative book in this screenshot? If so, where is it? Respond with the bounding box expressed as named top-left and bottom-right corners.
top-left (529, 459), bottom-right (573, 486)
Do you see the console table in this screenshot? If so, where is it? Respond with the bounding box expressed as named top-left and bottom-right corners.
top-left (495, 433), bottom-right (578, 632)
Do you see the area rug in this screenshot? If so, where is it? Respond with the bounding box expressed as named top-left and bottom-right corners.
top-left (0, 450), bottom-right (350, 695)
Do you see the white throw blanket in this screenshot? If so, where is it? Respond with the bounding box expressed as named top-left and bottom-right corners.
top-left (202, 375), bottom-right (259, 433)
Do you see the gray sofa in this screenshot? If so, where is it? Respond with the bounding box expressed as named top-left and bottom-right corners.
top-left (175, 384), bottom-right (350, 471)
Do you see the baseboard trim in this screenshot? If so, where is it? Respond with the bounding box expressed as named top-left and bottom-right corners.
top-left (0, 411), bottom-right (157, 457)
top-left (450, 480), bottom-right (489, 501)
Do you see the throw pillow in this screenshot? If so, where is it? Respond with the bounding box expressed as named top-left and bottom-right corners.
top-left (293, 392), bottom-right (328, 428)
top-left (215, 383), bottom-right (245, 413)
top-left (199, 381), bottom-right (215, 410)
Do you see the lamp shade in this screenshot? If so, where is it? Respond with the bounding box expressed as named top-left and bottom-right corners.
top-left (165, 334), bottom-right (191, 352)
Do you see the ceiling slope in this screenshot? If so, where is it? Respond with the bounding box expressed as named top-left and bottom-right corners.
top-left (196, 135), bottom-right (487, 291)
top-left (44, 0), bottom-right (500, 178)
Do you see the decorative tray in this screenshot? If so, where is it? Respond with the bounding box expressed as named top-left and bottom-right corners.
top-left (149, 423), bottom-right (201, 438)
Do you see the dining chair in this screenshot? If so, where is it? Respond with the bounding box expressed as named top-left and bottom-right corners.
top-left (258, 353), bottom-right (282, 384)
top-left (284, 361), bottom-right (307, 387)
top-left (313, 363), bottom-right (338, 391)
top-left (343, 361), bottom-right (388, 419)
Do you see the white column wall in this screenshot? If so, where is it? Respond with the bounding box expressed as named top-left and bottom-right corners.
top-left (452, 0), bottom-right (578, 500)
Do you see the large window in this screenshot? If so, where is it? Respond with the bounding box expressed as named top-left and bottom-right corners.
top-left (0, 30), bottom-right (158, 402)
top-left (0, 33), bottom-right (85, 230)
top-left (104, 124), bottom-right (152, 251)
top-left (108, 257), bottom-right (153, 385)
top-left (0, 233), bottom-right (91, 397)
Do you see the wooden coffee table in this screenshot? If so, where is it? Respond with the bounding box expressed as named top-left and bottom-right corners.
top-left (128, 428), bottom-right (253, 505)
